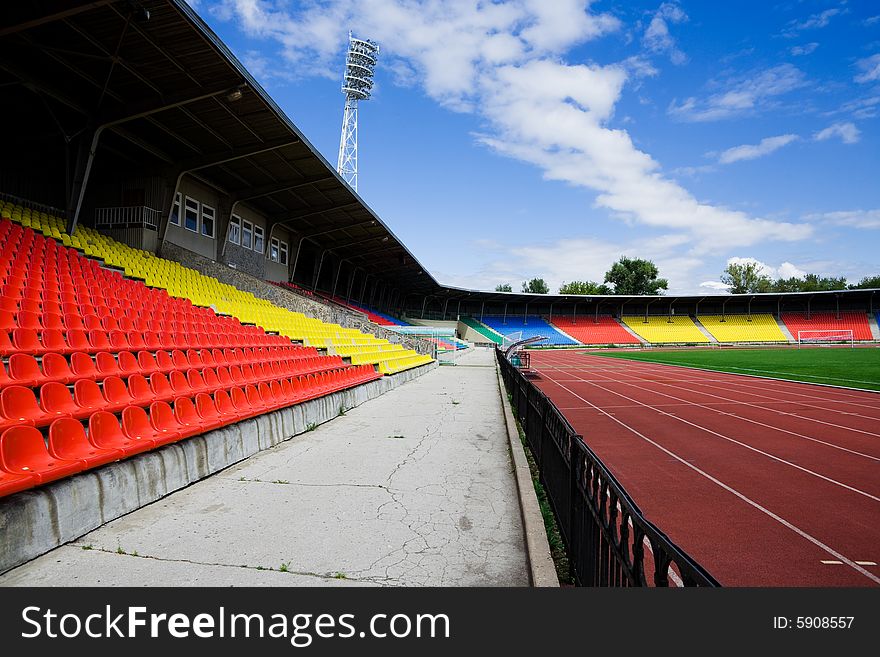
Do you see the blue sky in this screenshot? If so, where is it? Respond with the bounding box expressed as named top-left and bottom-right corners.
top-left (189, 0), bottom-right (879, 294)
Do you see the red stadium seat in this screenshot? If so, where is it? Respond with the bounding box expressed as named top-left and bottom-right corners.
top-left (127, 374), bottom-right (154, 406)
top-left (149, 372), bottom-right (174, 402)
top-left (8, 354), bottom-right (47, 388)
top-left (39, 382), bottom-right (80, 421)
top-left (72, 379), bottom-right (107, 415)
top-left (147, 401), bottom-right (187, 443)
top-left (95, 351), bottom-right (121, 377)
top-left (70, 352), bottom-right (100, 380)
top-left (41, 352), bottom-right (76, 385)
top-left (12, 327), bottom-right (46, 355)
top-left (0, 466), bottom-right (37, 497)
top-left (102, 376), bottom-right (135, 413)
top-left (194, 393), bottom-right (225, 430)
top-left (88, 411), bottom-right (154, 457)
top-left (0, 425), bottom-right (83, 484)
top-left (122, 406), bottom-right (162, 445)
top-left (212, 389), bottom-right (241, 422)
top-left (173, 397), bottom-right (207, 434)
top-left (48, 418), bottom-right (123, 468)
top-left (1, 385), bottom-right (51, 428)
top-left (136, 351), bottom-right (160, 375)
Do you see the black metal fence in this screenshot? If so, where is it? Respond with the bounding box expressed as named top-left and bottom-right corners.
top-left (497, 349), bottom-right (719, 587)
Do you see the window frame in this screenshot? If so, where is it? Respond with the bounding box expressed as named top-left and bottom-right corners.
top-left (183, 196), bottom-right (199, 233)
top-left (200, 204), bottom-right (215, 238)
top-left (241, 219), bottom-right (253, 250)
top-left (253, 224), bottom-right (265, 254)
top-left (228, 214), bottom-right (241, 245)
top-left (279, 240), bottom-right (288, 266)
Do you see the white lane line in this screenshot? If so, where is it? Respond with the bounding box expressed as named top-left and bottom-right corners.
top-left (568, 368), bottom-right (880, 499)
top-left (537, 373), bottom-right (880, 585)
top-left (584, 368), bottom-right (880, 461)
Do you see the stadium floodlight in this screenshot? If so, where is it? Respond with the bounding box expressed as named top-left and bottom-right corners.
top-left (337, 32), bottom-right (379, 192)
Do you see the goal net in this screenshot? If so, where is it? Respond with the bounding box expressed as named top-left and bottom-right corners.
top-left (797, 330), bottom-right (854, 348)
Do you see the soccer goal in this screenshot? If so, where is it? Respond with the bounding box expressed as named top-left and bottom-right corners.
top-left (797, 330), bottom-right (854, 348)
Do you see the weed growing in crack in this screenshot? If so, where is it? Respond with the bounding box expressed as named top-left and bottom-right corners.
top-left (81, 544), bottom-right (93, 551)
top-left (272, 479), bottom-right (290, 485)
top-left (451, 400), bottom-right (460, 405)
top-left (116, 546), bottom-right (126, 555)
top-left (306, 422), bottom-right (318, 432)
top-left (338, 406), bottom-right (347, 416)
top-left (389, 435), bottom-right (405, 439)
top-left (333, 572), bottom-right (348, 580)
top-left (279, 562), bottom-right (290, 573)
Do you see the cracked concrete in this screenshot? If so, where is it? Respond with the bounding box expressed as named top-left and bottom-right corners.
top-left (0, 348), bottom-right (529, 587)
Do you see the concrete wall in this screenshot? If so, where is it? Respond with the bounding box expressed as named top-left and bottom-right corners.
top-left (164, 178), bottom-right (220, 260)
top-left (0, 362), bottom-right (437, 574)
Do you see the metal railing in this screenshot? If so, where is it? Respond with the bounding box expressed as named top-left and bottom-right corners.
top-left (95, 206), bottom-right (161, 230)
top-left (496, 349), bottom-right (719, 587)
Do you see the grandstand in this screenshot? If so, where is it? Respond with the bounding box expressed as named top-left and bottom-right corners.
top-left (479, 316), bottom-right (579, 346)
top-left (550, 315), bottom-right (641, 345)
top-left (460, 317), bottom-right (504, 345)
top-left (621, 315), bottom-right (710, 343)
top-left (781, 311), bottom-right (873, 342)
top-left (0, 216), bottom-right (386, 496)
top-left (697, 314), bottom-right (787, 343)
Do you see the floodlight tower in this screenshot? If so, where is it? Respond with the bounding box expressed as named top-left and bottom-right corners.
top-left (336, 32), bottom-right (379, 192)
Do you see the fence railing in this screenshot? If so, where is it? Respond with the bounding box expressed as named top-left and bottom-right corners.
top-left (496, 349), bottom-right (719, 587)
top-left (95, 206), bottom-right (160, 230)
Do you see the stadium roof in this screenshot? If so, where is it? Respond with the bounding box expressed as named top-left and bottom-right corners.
top-left (1, 2), bottom-right (876, 308)
top-left (0, 0), bottom-right (439, 294)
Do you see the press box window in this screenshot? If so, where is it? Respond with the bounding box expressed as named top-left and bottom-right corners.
top-left (183, 196), bottom-right (199, 232)
top-left (241, 220), bottom-right (253, 249)
top-left (253, 225), bottom-right (265, 253)
top-left (280, 241), bottom-right (288, 265)
top-left (228, 215), bottom-right (241, 244)
top-left (201, 205), bottom-right (215, 238)
top-left (270, 237), bottom-right (280, 262)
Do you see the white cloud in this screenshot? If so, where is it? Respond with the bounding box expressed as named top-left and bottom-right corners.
top-left (855, 53), bottom-right (880, 84)
top-left (717, 134), bottom-right (799, 165)
top-left (813, 122), bottom-right (861, 144)
top-left (699, 280), bottom-right (730, 291)
top-left (642, 2), bottom-right (689, 65)
top-left (838, 95), bottom-right (880, 120)
top-left (790, 42), bottom-right (819, 56)
top-left (668, 64), bottom-right (807, 122)
top-left (212, 0), bottom-right (813, 259)
top-left (726, 257), bottom-right (807, 280)
top-left (782, 7), bottom-right (844, 37)
top-left (866, 16), bottom-right (880, 26)
top-left (807, 209), bottom-right (880, 229)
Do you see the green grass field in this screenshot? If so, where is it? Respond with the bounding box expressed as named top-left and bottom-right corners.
top-left (594, 347), bottom-right (880, 392)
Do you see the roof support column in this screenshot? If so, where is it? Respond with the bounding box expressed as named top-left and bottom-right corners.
top-left (66, 125), bottom-right (102, 234)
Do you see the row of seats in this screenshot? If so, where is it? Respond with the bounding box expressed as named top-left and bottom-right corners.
top-left (0, 347), bottom-right (331, 390)
top-left (549, 316), bottom-right (641, 345)
top-left (780, 312), bottom-right (873, 341)
top-left (696, 314), bottom-right (787, 343)
top-left (478, 316), bottom-right (580, 346)
top-left (0, 364), bottom-right (383, 497)
top-left (0, 358), bottom-right (351, 430)
top-left (621, 316), bottom-right (710, 343)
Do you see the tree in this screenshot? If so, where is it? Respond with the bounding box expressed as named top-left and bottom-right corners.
top-left (494, 283), bottom-right (512, 292)
top-left (849, 275), bottom-right (880, 289)
top-left (559, 280), bottom-right (612, 295)
top-left (720, 262), bottom-right (772, 294)
top-left (769, 274), bottom-right (848, 293)
top-left (603, 257), bottom-right (668, 295)
top-left (521, 277), bottom-right (549, 294)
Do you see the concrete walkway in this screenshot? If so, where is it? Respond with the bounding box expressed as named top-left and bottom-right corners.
top-left (0, 348), bottom-right (529, 587)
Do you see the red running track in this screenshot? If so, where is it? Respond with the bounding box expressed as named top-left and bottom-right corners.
top-left (529, 350), bottom-right (880, 587)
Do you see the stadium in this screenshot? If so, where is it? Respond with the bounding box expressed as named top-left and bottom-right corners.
top-left (0, 0), bottom-right (878, 592)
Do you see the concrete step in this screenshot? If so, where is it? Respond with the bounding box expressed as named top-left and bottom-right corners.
top-left (614, 317), bottom-right (649, 344)
top-left (775, 316), bottom-right (796, 342)
top-left (691, 316), bottom-right (719, 343)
